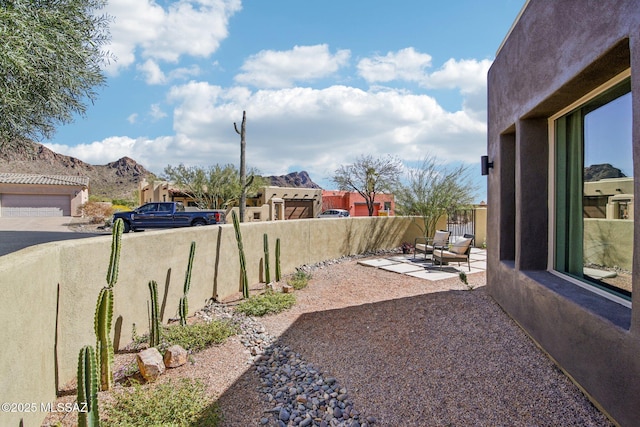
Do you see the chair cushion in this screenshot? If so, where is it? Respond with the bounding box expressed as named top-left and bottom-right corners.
top-left (433, 230), bottom-right (450, 246)
top-left (449, 237), bottom-right (472, 255)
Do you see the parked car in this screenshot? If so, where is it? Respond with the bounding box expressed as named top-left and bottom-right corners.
top-left (112, 202), bottom-right (225, 232)
top-left (318, 209), bottom-right (350, 218)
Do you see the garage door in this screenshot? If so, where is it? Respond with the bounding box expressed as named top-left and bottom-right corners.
top-left (1, 194), bottom-right (70, 217)
top-left (285, 200), bottom-right (314, 219)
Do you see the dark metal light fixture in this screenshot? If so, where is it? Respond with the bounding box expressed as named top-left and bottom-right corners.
top-left (481, 155), bottom-right (494, 176)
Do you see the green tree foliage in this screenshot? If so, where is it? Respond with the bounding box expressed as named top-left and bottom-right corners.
top-left (396, 155), bottom-right (478, 239)
top-left (163, 163), bottom-right (266, 210)
top-left (332, 154), bottom-right (403, 216)
top-left (0, 0), bottom-right (112, 147)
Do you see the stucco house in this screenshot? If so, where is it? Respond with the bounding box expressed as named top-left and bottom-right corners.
top-left (321, 190), bottom-right (395, 216)
top-left (487, 1), bottom-right (639, 425)
top-left (0, 173), bottom-right (89, 217)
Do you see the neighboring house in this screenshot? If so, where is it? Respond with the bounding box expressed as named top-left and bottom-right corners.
top-left (0, 173), bottom-right (89, 217)
top-left (138, 179), bottom-right (322, 221)
top-left (321, 190), bottom-right (395, 216)
top-left (487, 1), bottom-right (639, 425)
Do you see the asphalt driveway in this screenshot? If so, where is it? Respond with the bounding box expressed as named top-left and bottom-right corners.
top-left (0, 217), bottom-right (106, 256)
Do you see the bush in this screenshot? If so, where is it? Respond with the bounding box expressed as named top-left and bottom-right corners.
top-left (287, 270), bottom-right (312, 290)
top-left (160, 320), bottom-right (238, 352)
top-left (104, 378), bottom-right (222, 426)
top-left (235, 291), bottom-right (296, 317)
top-left (77, 201), bottom-right (114, 223)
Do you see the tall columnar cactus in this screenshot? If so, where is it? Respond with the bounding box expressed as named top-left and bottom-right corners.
top-left (275, 237), bottom-right (281, 282)
top-left (179, 241), bottom-right (196, 326)
top-left (94, 218), bottom-right (123, 391)
top-left (94, 288), bottom-right (113, 391)
top-left (77, 345), bottom-right (99, 427)
top-left (232, 210), bottom-right (249, 298)
top-left (263, 233), bottom-right (271, 284)
top-left (148, 280), bottom-right (160, 347)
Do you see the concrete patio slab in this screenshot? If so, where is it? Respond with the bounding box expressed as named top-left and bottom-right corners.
top-left (379, 263), bottom-right (426, 274)
top-left (357, 259), bottom-right (399, 268)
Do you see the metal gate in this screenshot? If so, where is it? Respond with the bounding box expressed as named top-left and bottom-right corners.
top-left (447, 209), bottom-right (475, 242)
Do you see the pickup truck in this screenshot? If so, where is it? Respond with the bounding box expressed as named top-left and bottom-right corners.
top-left (112, 202), bottom-right (225, 233)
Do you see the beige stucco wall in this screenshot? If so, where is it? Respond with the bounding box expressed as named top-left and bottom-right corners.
top-left (0, 216), bottom-right (425, 426)
top-left (584, 219), bottom-right (633, 271)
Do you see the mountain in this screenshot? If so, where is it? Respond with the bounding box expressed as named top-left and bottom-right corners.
top-left (267, 171), bottom-right (322, 189)
top-left (584, 163), bottom-right (626, 182)
top-left (0, 141), bottom-right (153, 200)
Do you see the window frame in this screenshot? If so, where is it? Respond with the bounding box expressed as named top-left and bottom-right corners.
top-left (547, 68), bottom-right (632, 308)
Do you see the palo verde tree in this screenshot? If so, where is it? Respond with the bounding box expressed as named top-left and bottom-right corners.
top-left (395, 155), bottom-right (478, 239)
top-left (0, 0), bottom-right (112, 149)
top-left (332, 154), bottom-right (403, 216)
top-left (163, 163), bottom-right (264, 210)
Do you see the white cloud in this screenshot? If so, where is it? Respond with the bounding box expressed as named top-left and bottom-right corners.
top-left (234, 44), bottom-right (351, 88)
top-left (357, 47), bottom-right (432, 83)
top-left (424, 58), bottom-right (492, 94)
top-left (149, 104), bottom-right (168, 121)
top-left (103, 0), bottom-right (241, 75)
top-left (127, 113), bottom-right (138, 124)
top-left (138, 59), bottom-right (166, 85)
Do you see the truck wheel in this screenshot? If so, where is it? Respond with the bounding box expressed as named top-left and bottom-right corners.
top-left (192, 220), bottom-right (206, 227)
top-left (123, 221), bottom-right (131, 233)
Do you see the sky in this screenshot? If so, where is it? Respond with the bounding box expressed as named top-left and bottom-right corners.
top-left (42, 0), bottom-right (527, 202)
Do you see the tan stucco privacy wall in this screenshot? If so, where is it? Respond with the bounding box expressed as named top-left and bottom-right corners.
top-left (1, 215), bottom-right (432, 426)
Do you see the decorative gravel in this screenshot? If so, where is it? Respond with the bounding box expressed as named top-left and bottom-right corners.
top-left (200, 256), bottom-right (613, 427)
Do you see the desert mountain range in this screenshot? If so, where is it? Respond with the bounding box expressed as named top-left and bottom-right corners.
top-left (0, 140), bottom-right (322, 200)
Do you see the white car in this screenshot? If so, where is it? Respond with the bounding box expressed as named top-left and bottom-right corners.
top-left (318, 209), bottom-right (350, 218)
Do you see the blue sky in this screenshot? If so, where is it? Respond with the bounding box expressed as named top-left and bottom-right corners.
top-left (43, 0), bottom-right (527, 201)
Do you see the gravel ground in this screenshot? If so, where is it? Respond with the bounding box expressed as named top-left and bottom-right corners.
top-left (44, 256), bottom-right (613, 427)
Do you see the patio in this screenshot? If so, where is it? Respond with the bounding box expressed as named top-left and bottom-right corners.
top-left (358, 248), bottom-right (486, 281)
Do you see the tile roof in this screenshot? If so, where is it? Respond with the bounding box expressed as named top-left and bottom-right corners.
top-left (0, 173), bottom-right (89, 187)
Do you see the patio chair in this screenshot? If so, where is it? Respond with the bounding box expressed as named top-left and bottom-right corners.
top-left (432, 234), bottom-right (474, 271)
top-left (413, 230), bottom-right (451, 260)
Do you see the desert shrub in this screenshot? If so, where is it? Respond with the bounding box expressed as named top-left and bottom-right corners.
top-left (287, 269), bottom-right (312, 290)
top-left (235, 291), bottom-right (296, 317)
top-left (111, 204), bottom-right (131, 213)
top-left (104, 378), bottom-right (222, 426)
top-left (78, 201), bottom-right (114, 223)
top-left (160, 320), bottom-right (238, 352)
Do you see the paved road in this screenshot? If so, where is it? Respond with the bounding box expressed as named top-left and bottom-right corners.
top-left (0, 217), bottom-right (106, 256)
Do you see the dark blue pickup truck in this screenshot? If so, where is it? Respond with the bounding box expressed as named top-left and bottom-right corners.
top-left (112, 202), bottom-right (225, 233)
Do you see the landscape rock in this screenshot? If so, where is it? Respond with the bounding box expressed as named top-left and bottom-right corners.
top-left (137, 347), bottom-right (165, 381)
top-left (164, 344), bottom-right (188, 368)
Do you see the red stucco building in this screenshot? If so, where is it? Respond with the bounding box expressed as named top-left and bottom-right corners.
top-left (321, 190), bottom-right (395, 216)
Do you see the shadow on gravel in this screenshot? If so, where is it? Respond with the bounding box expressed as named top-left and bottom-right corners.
top-left (209, 289), bottom-right (612, 427)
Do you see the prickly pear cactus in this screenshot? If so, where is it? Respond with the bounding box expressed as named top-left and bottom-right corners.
top-left (77, 345), bottom-right (99, 427)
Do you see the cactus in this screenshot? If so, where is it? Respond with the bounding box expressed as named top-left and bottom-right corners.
top-left (148, 280), bottom-right (160, 347)
top-left (263, 233), bottom-right (271, 284)
top-left (275, 237), bottom-right (281, 282)
top-left (94, 288), bottom-right (114, 391)
top-left (94, 219), bottom-right (124, 391)
top-left (232, 210), bottom-right (249, 298)
top-left (77, 345), bottom-right (99, 427)
top-left (179, 241), bottom-right (196, 326)
top-left (106, 218), bottom-right (123, 288)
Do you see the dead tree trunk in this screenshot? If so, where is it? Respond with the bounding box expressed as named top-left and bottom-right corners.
top-left (234, 111), bottom-right (247, 222)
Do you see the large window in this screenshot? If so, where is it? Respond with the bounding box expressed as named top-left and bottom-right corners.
top-left (553, 74), bottom-right (633, 303)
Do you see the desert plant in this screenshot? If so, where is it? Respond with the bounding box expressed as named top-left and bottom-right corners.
top-left (231, 210), bottom-right (249, 298)
top-left (77, 345), bottom-right (99, 427)
top-left (179, 241), bottom-right (196, 326)
top-left (263, 233), bottom-right (271, 284)
top-left (287, 269), bottom-right (311, 290)
top-left (459, 271), bottom-right (474, 290)
top-left (78, 200), bottom-right (115, 224)
top-left (94, 218), bottom-right (123, 391)
top-left (148, 280), bottom-right (160, 347)
top-left (235, 290), bottom-right (295, 317)
top-left (275, 237), bottom-right (281, 282)
top-left (160, 321), bottom-right (238, 352)
top-left (104, 378), bottom-right (222, 426)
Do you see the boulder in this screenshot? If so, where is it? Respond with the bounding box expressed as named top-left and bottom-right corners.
top-left (136, 347), bottom-right (165, 381)
top-left (164, 345), bottom-right (188, 368)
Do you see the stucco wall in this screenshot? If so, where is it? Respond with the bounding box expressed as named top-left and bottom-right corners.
top-left (584, 219), bottom-right (634, 270)
top-left (487, 1), bottom-right (639, 425)
top-left (0, 216), bottom-right (423, 426)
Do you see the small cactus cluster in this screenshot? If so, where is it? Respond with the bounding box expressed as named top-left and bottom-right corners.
top-left (232, 210), bottom-right (249, 298)
top-left (275, 237), bottom-right (282, 282)
top-left (179, 241), bottom-right (196, 326)
top-left (148, 280), bottom-right (160, 347)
